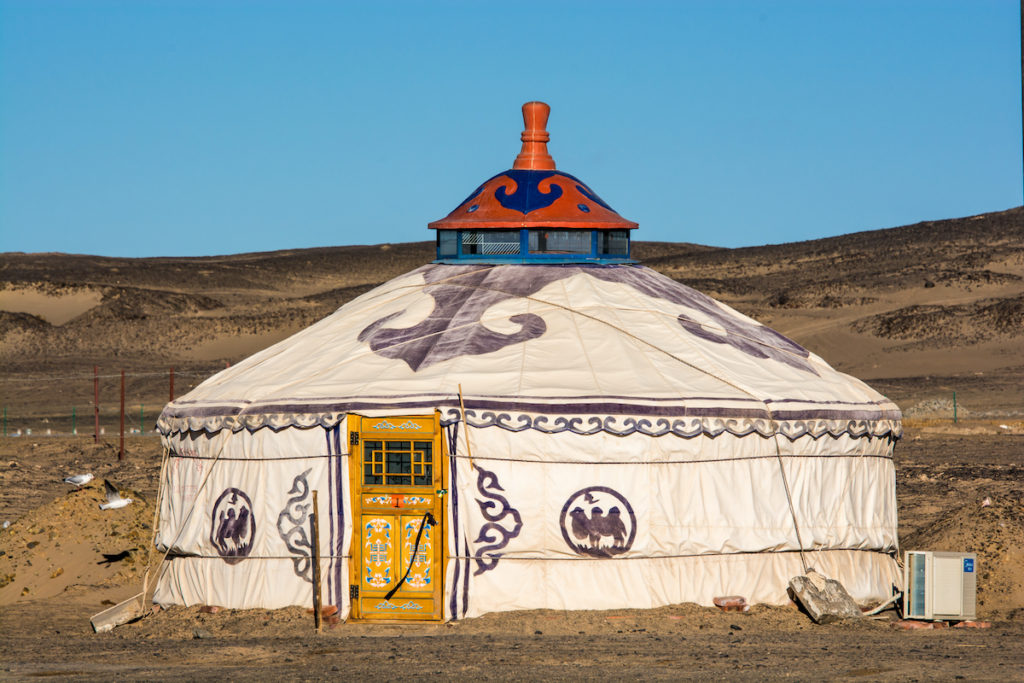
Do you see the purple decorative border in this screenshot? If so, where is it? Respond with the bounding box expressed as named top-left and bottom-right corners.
top-left (158, 402), bottom-right (901, 441)
top-left (446, 422), bottom-right (460, 621)
top-left (335, 425), bottom-right (344, 610)
top-left (324, 428), bottom-right (334, 605)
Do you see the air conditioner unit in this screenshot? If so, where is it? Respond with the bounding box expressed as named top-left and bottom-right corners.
top-left (903, 550), bottom-right (977, 620)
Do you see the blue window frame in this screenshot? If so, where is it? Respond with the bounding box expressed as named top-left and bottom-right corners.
top-left (435, 229), bottom-right (632, 264)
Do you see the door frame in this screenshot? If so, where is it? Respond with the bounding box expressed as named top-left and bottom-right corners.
top-left (347, 412), bottom-right (447, 621)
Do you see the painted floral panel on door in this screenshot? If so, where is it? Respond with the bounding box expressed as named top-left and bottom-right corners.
top-left (363, 517), bottom-right (395, 589)
top-left (401, 515), bottom-right (433, 592)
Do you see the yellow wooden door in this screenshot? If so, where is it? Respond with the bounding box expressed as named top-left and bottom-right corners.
top-left (348, 414), bottom-right (445, 621)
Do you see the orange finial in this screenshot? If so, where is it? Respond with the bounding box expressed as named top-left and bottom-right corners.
top-left (513, 101), bottom-right (556, 170)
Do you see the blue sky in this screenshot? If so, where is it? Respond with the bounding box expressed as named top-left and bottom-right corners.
top-left (1, 0), bottom-right (1020, 257)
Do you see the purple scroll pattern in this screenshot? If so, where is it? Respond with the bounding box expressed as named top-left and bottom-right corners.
top-left (276, 468), bottom-right (313, 582)
top-left (357, 264), bottom-right (816, 375)
top-left (472, 465), bottom-right (523, 576)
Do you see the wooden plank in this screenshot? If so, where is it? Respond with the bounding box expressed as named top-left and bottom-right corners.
top-left (90, 592), bottom-right (145, 633)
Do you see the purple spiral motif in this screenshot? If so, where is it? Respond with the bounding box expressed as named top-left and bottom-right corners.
top-left (472, 465), bottom-right (523, 576)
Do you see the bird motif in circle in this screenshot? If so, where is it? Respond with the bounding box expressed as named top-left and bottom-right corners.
top-left (210, 487), bottom-right (256, 564)
top-left (559, 486), bottom-right (636, 558)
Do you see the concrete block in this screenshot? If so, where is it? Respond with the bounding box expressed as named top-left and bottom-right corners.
top-left (788, 570), bottom-right (862, 624)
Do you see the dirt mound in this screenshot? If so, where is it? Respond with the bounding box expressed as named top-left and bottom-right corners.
top-left (902, 495), bottom-right (1024, 616)
top-left (0, 310), bottom-right (51, 335)
top-left (298, 283), bottom-right (378, 306)
top-left (72, 287), bottom-right (223, 323)
top-left (0, 478), bottom-right (154, 605)
top-left (853, 295), bottom-right (1024, 347)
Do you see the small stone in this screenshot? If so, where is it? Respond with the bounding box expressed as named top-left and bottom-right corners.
top-left (953, 621), bottom-right (991, 629)
top-left (713, 596), bottom-right (749, 612)
top-left (892, 620), bottom-right (933, 630)
top-left (192, 628), bottom-right (212, 639)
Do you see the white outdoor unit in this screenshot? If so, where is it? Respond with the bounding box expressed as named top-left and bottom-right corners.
top-left (903, 551), bottom-right (977, 620)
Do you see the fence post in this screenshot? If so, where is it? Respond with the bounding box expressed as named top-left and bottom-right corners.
top-left (140, 404), bottom-right (144, 434)
top-left (72, 406), bottom-right (76, 435)
top-left (93, 366), bottom-right (100, 444)
top-left (119, 369), bottom-right (125, 461)
top-left (953, 391), bottom-right (957, 424)
top-left (169, 366), bottom-right (175, 402)
top-left (311, 490), bottom-right (323, 633)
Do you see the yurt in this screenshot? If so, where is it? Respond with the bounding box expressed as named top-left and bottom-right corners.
top-left (154, 102), bottom-right (902, 621)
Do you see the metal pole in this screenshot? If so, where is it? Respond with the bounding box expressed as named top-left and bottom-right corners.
top-left (140, 404), bottom-right (144, 434)
top-left (72, 406), bottom-right (76, 435)
top-left (169, 366), bottom-right (175, 403)
top-left (3, 406), bottom-right (6, 437)
top-left (953, 391), bottom-right (957, 424)
top-left (311, 489), bottom-right (323, 632)
top-left (119, 369), bottom-right (125, 461)
top-left (93, 366), bottom-right (99, 444)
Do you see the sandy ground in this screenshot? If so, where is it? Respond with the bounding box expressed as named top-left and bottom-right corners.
top-left (1, 427), bottom-right (1022, 681)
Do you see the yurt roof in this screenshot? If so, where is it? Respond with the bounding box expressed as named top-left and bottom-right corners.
top-left (159, 262), bottom-right (900, 439)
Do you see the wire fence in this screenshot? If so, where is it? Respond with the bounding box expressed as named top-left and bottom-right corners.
top-left (0, 366), bottom-right (225, 440)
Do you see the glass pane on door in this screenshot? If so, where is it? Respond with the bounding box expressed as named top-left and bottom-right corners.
top-left (363, 439), bottom-right (433, 486)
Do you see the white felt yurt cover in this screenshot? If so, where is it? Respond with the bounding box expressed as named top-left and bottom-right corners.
top-left (155, 263), bottom-right (901, 619)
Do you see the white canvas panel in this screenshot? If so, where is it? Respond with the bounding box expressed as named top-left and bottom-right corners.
top-left (162, 426), bottom-right (323, 462)
top-left (154, 557), bottom-right (347, 615)
top-left (157, 440), bottom-right (329, 555)
top-left (454, 452), bottom-right (896, 563)
top-left (455, 420), bottom-right (785, 466)
top-left (457, 549), bottom-right (900, 619)
top-left (775, 433), bottom-right (896, 458)
top-left (155, 424), bottom-right (352, 612)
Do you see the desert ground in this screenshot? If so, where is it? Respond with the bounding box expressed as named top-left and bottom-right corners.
top-left (1, 206), bottom-right (1022, 680)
